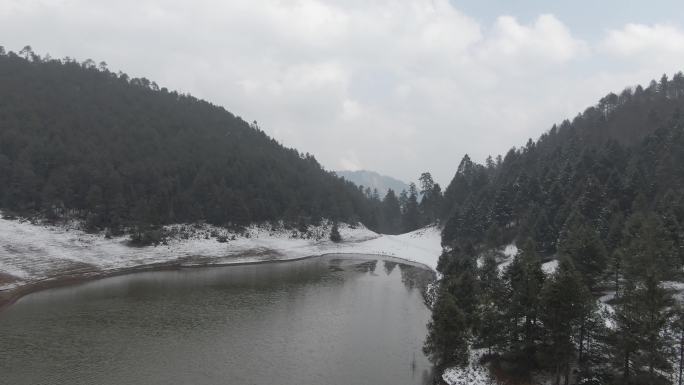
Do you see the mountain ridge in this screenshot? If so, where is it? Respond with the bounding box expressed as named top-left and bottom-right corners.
top-left (0, 49), bottom-right (378, 233)
top-left (336, 169), bottom-right (412, 197)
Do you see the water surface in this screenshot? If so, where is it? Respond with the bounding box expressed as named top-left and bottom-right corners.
top-left (0, 254), bottom-right (435, 385)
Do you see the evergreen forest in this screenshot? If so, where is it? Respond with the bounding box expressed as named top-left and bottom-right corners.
top-left (0, 47), bottom-right (437, 237)
top-left (425, 72), bottom-right (684, 385)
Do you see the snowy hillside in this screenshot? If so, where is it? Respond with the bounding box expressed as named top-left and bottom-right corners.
top-left (0, 215), bottom-right (443, 297)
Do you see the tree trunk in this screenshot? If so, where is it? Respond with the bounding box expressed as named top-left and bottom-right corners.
top-left (679, 330), bottom-right (683, 385)
top-left (649, 307), bottom-right (656, 383)
top-left (563, 362), bottom-right (570, 385)
top-left (578, 318), bottom-right (586, 364)
top-left (623, 351), bottom-right (630, 380)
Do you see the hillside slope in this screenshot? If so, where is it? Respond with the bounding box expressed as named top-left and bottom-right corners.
top-left (430, 73), bottom-right (684, 385)
top-left (441, 74), bottom-right (684, 267)
top-left (0, 49), bottom-right (374, 231)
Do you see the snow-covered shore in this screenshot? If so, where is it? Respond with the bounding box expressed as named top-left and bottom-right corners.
top-left (442, 349), bottom-right (493, 385)
top-left (0, 215), bottom-right (443, 301)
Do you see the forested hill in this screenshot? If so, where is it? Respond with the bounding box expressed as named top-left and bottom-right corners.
top-left (440, 73), bottom-right (684, 262)
top-left (427, 73), bottom-right (684, 384)
top-left (0, 48), bottom-right (375, 231)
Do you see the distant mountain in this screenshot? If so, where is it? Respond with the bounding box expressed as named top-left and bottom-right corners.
top-left (336, 170), bottom-right (411, 197)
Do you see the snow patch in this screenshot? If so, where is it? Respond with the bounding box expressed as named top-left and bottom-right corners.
top-left (541, 259), bottom-right (558, 275)
top-left (0, 217), bottom-right (443, 292)
top-left (664, 281), bottom-right (684, 301)
top-left (496, 243), bottom-right (518, 273)
top-left (502, 244), bottom-right (518, 258)
top-left (598, 291), bottom-right (617, 329)
top-left (442, 349), bottom-right (493, 385)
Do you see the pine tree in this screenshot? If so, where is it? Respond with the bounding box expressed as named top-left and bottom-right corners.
top-left (611, 281), bottom-right (642, 382)
top-left (622, 212), bottom-right (678, 282)
top-left (446, 255), bottom-right (480, 328)
top-left (673, 305), bottom-right (684, 385)
top-left (381, 189), bottom-right (402, 234)
top-left (639, 275), bottom-right (674, 382)
top-left (611, 275), bottom-right (673, 383)
top-left (402, 183), bottom-right (421, 232)
top-left (418, 172), bottom-right (442, 224)
top-left (539, 257), bottom-right (594, 385)
top-left (424, 289), bottom-right (470, 369)
top-left (330, 221), bottom-right (342, 243)
top-left (558, 211), bottom-right (607, 291)
top-left (503, 240), bottom-right (545, 359)
top-left (476, 255), bottom-right (506, 354)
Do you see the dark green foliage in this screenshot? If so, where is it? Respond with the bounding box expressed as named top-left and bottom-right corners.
top-left (621, 212), bottom-right (678, 282)
top-left (379, 189), bottom-right (403, 234)
top-left (611, 276), bottom-right (674, 384)
top-left (439, 75), bottom-right (684, 263)
top-left (444, 254), bottom-right (480, 327)
top-left (419, 172), bottom-right (442, 224)
top-left (330, 221), bottom-right (342, 243)
top-left (129, 225), bottom-right (167, 246)
top-left (402, 183), bottom-right (421, 232)
top-left (558, 211), bottom-right (607, 291)
top-left (423, 287), bottom-right (470, 369)
top-left (503, 240), bottom-right (545, 356)
top-left (357, 176), bottom-right (444, 235)
top-left (430, 72), bottom-right (684, 383)
top-left (672, 305), bottom-right (684, 385)
top-left (539, 258), bottom-right (595, 385)
top-left (476, 255), bottom-right (507, 353)
top-left (0, 49), bottom-right (377, 230)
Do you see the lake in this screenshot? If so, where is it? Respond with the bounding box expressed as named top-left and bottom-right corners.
top-left (0, 254), bottom-right (435, 385)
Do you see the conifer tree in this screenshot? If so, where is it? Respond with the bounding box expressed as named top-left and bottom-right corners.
top-left (418, 172), bottom-right (443, 224)
top-left (402, 183), bottom-right (421, 232)
top-left (424, 288), bottom-right (470, 369)
top-left (611, 276), bottom-right (673, 383)
top-left (381, 189), bottom-right (402, 234)
top-left (446, 254), bottom-right (480, 328)
top-left (673, 305), bottom-right (684, 385)
top-left (539, 257), bottom-right (594, 385)
top-left (558, 211), bottom-right (607, 291)
top-left (330, 221), bottom-right (342, 243)
top-left (503, 240), bottom-right (545, 358)
top-left (476, 255), bottom-right (506, 354)
top-left (622, 212), bottom-right (678, 281)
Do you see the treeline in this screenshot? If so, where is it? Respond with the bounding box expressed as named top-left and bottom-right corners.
top-left (356, 172), bottom-right (443, 234)
top-left (0, 46), bottom-right (386, 233)
top-left (426, 73), bottom-right (684, 384)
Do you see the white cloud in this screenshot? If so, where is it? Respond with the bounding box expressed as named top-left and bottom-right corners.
top-left (339, 150), bottom-right (363, 171)
top-left (594, 23), bottom-right (684, 110)
top-left (0, 1), bottom-right (680, 184)
top-left (480, 14), bottom-right (587, 63)
top-left (602, 23), bottom-right (684, 56)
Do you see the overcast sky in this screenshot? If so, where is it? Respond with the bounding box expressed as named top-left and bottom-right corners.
top-left (2, 0), bottom-right (684, 184)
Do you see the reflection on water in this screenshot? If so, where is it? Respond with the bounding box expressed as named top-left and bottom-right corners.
top-left (0, 254), bottom-right (435, 385)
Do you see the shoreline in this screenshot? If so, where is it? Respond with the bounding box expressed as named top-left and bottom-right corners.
top-left (0, 251), bottom-right (435, 312)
